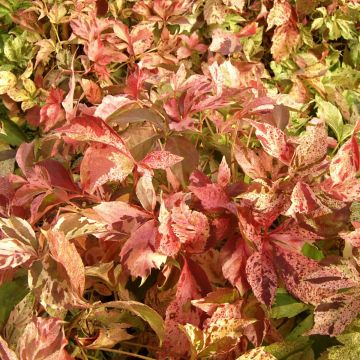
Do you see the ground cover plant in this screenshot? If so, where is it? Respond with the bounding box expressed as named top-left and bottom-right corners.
top-left (0, 0), bottom-right (360, 359)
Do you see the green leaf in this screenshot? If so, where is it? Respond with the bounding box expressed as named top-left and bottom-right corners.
top-left (265, 337), bottom-right (313, 360)
top-left (316, 97), bottom-right (344, 141)
top-left (301, 243), bottom-right (324, 261)
top-left (271, 303), bottom-right (309, 319)
top-left (0, 118), bottom-right (27, 146)
top-left (286, 314), bottom-right (314, 340)
top-left (0, 276), bottom-right (29, 326)
top-left (97, 301), bottom-right (165, 345)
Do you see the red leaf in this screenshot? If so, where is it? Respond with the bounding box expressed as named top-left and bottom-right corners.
top-left (250, 121), bottom-right (294, 164)
top-left (189, 183), bottom-right (232, 211)
top-left (162, 258), bottom-right (208, 358)
top-left (120, 220), bottom-right (166, 278)
top-left (246, 250), bottom-right (277, 307)
top-left (220, 236), bottom-right (251, 296)
top-left (141, 150), bottom-right (183, 169)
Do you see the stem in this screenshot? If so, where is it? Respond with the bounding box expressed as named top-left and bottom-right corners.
top-left (96, 348), bottom-right (157, 360)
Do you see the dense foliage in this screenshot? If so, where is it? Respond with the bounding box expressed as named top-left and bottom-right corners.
top-left (0, 0), bottom-right (360, 359)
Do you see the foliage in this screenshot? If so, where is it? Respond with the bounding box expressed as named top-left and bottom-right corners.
top-left (0, 0), bottom-right (360, 359)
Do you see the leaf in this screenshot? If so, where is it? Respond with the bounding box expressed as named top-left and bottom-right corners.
top-left (97, 301), bottom-right (165, 345)
top-left (162, 258), bottom-right (208, 358)
top-left (165, 136), bottom-right (199, 186)
top-left (217, 156), bottom-right (231, 187)
top-left (47, 230), bottom-right (85, 298)
top-left (221, 236), bottom-right (251, 296)
top-left (0, 71), bottom-right (17, 95)
top-left (0, 217), bottom-right (37, 249)
top-left (0, 238), bottom-right (37, 270)
top-left (57, 115), bottom-right (132, 157)
top-left (120, 220), bottom-right (166, 278)
top-left (35, 39), bottom-right (56, 68)
top-left (0, 276), bottom-right (28, 327)
top-left (271, 24), bottom-right (300, 63)
top-left (273, 245), bottom-right (336, 305)
top-left (18, 317), bottom-right (70, 360)
top-left (237, 348), bottom-right (277, 359)
top-left (107, 107), bottom-right (164, 129)
top-left (80, 143), bottom-right (134, 193)
top-left (93, 201), bottom-right (152, 232)
top-left (189, 183), bottom-right (231, 211)
top-left (246, 250), bottom-right (278, 307)
top-left (203, 0), bottom-right (226, 25)
top-left (136, 172), bottom-right (156, 212)
top-left (316, 97), bottom-right (344, 142)
top-left (0, 336), bottom-right (18, 360)
top-left (291, 119), bottom-right (328, 172)
top-left (81, 79), bottom-right (102, 104)
top-left (170, 202), bottom-right (210, 253)
top-left (94, 95), bottom-right (135, 120)
top-left (264, 337), bottom-right (313, 360)
top-left (3, 293), bottom-right (35, 349)
top-left (250, 121), bottom-right (294, 164)
top-left (141, 150), bottom-right (183, 169)
top-left (267, 0), bottom-right (292, 30)
top-left (309, 289), bottom-right (360, 336)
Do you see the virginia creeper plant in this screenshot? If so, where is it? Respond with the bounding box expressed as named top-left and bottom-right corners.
top-left (0, 0), bottom-right (360, 359)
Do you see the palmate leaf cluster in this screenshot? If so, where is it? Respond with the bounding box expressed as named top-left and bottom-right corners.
top-left (0, 0), bottom-right (360, 359)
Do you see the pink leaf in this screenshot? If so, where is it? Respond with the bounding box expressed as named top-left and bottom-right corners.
top-left (120, 220), bottom-right (166, 278)
top-left (40, 88), bottom-right (65, 131)
top-left (0, 238), bottom-right (37, 270)
top-left (141, 150), bottom-right (183, 169)
top-left (81, 79), bottom-right (102, 105)
top-left (80, 143), bottom-right (134, 193)
top-left (309, 289), bottom-right (360, 336)
top-left (94, 201), bottom-right (151, 232)
top-left (57, 115), bottom-right (132, 157)
top-left (18, 317), bottom-right (72, 360)
top-left (246, 250), bottom-right (277, 307)
top-left (0, 335), bottom-right (18, 360)
top-left (273, 245), bottom-right (340, 305)
top-left (217, 156), bottom-right (231, 187)
top-left (286, 181), bottom-right (330, 218)
top-left (94, 95), bottom-right (135, 120)
top-left (250, 121), bottom-right (294, 164)
top-left (291, 119), bottom-right (328, 171)
top-left (47, 230), bottom-right (85, 298)
top-left (136, 172), bottom-right (157, 212)
top-left (330, 136), bottom-right (360, 184)
top-left (156, 201), bottom-right (181, 256)
top-left (170, 202), bottom-right (209, 253)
